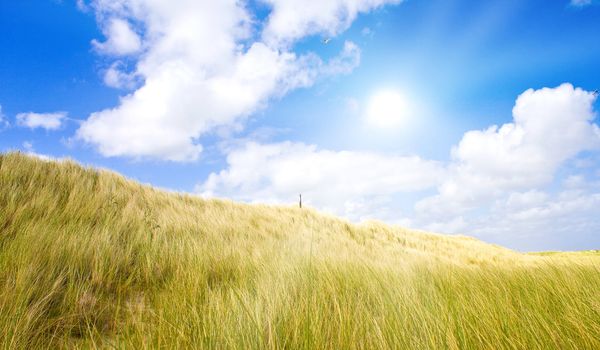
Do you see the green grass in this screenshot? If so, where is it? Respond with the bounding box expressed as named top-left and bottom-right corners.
top-left (1, 152), bottom-right (599, 349)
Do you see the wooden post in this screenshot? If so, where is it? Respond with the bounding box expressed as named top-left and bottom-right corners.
top-left (299, 194), bottom-right (302, 208)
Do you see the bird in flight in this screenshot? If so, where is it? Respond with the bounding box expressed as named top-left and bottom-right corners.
top-left (593, 89), bottom-right (599, 96)
top-left (322, 38), bottom-right (331, 44)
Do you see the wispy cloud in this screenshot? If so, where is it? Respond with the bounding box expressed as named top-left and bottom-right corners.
top-left (20, 141), bottom-right (53, 161)
top-left (570, 0), bottom-right (594, 7)
top-left (0, 105), bottom-right (9, 130)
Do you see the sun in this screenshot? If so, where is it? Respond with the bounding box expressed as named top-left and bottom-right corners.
top-left (366, 90), bottom-right (411, 128)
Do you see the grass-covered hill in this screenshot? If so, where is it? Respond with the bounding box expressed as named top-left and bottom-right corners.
top-left (1, 152), bottom-right (599, 349)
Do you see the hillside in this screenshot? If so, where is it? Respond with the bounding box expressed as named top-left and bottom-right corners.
top-left (0, 152), bottom-right (599, 349)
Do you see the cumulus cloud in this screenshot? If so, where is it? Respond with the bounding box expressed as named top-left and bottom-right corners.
top-left (92, 18), bottom-right (141, 55)
top-left (261, 0), bottom-right (401, 47)
top-left (77, 0), bottom-right (395, 161)
top-left (414, 83), bottom-right (600, 227)
top-left (197, 141), bottom-right (445, 221)
top-left (16, 111), bottom-right (67, 130)
top-left (102, 61), bottom-right (138, 89)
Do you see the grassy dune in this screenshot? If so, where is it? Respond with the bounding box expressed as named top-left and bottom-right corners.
top-left (0, 152), bottom-right (599, 349)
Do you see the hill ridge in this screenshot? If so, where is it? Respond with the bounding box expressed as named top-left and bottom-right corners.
top-left (1, 152), bottom-right (599, 349)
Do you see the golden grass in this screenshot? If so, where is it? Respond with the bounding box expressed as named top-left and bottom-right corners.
top-left (1, 151), bottom-right (599, 349)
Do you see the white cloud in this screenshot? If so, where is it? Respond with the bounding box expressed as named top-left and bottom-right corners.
top-left (470, 188), bottom-right (600, 250)
top-left (415, 83), bottom-right (600, 225)
top-left (563, 175), bottom-right (587, 189)
top-left (16, 111), bottom-right (67, 130)
top-left (102, 61), bottom-right (138, 89)
top-left (92, 18), bottom-right (141, 56)
top-left (261, 0), bottom-right (401, 47)
top-left (76, 0), bottom-right (89, 11)
top-left (78, 0), bottom-right (382, 161)
top-left (323, 41), bottom-right (361, 75)
top-left (197, 141), bottom-right (445, 221)
top-left (409, 84), bottom-right (600, 248)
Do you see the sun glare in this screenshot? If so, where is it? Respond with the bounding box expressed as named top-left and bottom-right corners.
top-left (366, 90), bottom-right (411, 128)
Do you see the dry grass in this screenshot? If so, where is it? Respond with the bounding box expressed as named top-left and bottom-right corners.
top-left (1, 152), bottom-right (599, 349)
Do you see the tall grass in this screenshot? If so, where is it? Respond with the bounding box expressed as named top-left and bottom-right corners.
top-left (0, 152), bottom-right (599, 349)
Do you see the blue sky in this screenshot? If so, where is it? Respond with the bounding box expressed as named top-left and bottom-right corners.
top-left (1, 0), bottom-right (600, 251)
